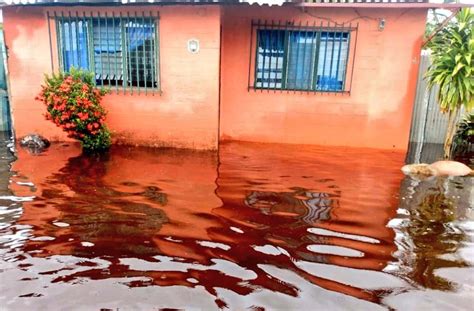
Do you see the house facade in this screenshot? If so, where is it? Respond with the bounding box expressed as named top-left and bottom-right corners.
top-left (0, 0), bottom-right (454, 150)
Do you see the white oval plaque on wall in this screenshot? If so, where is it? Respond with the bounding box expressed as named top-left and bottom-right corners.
top-left (187, 39), bottom-right (200, 54)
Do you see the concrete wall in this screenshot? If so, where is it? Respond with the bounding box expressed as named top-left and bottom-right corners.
top-left (2, 5), bottom-right (221, 150)
top-left (3, 4), bottom-right (428, 151)
top-left (220, 6), bottom-right (427, 150)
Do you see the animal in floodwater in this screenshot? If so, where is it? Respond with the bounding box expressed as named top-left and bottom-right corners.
top-left (402, 161), bottom-right (473, 177)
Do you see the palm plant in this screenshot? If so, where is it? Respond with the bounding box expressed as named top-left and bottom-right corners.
top-left (425, 8), bottom-right (474, 158)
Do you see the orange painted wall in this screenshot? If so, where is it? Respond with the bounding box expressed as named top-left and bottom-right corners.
top-left (3, 4), bottom-right (427, 151)
top-left (220, 6), bottom-right (428, 150)
top-left (3, 5), bottom-right (221, 150)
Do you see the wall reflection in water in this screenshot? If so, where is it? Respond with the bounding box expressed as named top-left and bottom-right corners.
top-left (388, 175), bottom-right (472, 304)
top-left (0, 140), bottom-right (471, 310)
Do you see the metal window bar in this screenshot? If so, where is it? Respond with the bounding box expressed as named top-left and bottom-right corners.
top-left (65, 12), bottom-right (72, 67)
top-left (329, 29), bottom-right (336, 88)
top-left (126, 12), bottom-right (133, 94)
top-left (151, 11), bottom-right (157, 94)
top-left (309, 21), bottom-right (318, 89)
top-left (156, 14), bottom-right (161, 93)
top-left (54, 12), bottom-right (63, 70)
top-left (120, 12), bottom-right (126, 94)
top-left (85, 12), bottom-right (93, 73)
top-left (268, 20), bottom-right (273, 91)
top-left (348, 22), bottom-right (359, 95)
top-left (112, 12), bottom-right (118, 93)
top-left (335, 27), bottom-right (343, 84)
top-left (261, 20), bottom-right (267, 90)
top-left (293, 22), bottom-right (301, 92)
top-left (253, 21), bottom-right (260, 89)
top-left (320, 23), bottom-right (330, 91)
top-left (301, 21), bottom-right (309, 92)
top-left (274, 20), bottom-right (282, 91)
top-left (105, 13), bottom-right (111, 87)
top-left (142, 12), bottom-right (147, 95)
top-left (96, 13), bottom-right (103, 87)
top-left (47, 12), bottom-right (54, 72)
top-left (133, 12), bottom-right (140, 95)
top-left (50, 11), bottom-right (160, 95)
top-left (281, 24), bottom-right (289, 90)
top-left (74, 12), bottom-right (81, 70)
top-left (341, 23), bottom-right (351, 92)
top-left (249, 19), bottom-right (357, 94)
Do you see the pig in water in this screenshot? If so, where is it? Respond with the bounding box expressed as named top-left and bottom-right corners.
top-left (401, 161), bottom-right (473, 177)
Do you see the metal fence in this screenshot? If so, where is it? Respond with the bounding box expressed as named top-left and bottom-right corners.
top-left (406, 50), bottom-right (470, 164)
top-left (408, 50), bottom-right (452, 145)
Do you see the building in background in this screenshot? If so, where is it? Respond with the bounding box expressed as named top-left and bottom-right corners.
top-left (0, 0), bottom-right (467, 150)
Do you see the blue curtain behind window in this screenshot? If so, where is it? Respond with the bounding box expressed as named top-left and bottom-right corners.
top-left (316, 32), bottom-right (349, 91)
top-left (92, 19), bottom-right (122, 54)
top-left (287, 31), bottom-right (317, 90)
top-left (60, 21), bottom-right (89, 71)
top-left (127, 21), bottom-right (154, 51)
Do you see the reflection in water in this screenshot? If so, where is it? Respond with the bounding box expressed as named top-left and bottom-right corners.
top-left (389, 176), bottom-right (472, 300)
top-left (408, 191), bottom-right (466, 290)
top-left (0, 140), bottom-right (472, 310)
top-left (245, 189), bottom-right (334, 224)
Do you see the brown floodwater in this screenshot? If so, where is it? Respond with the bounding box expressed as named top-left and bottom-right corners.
top-left (0, 139), bottom-right (472, 310)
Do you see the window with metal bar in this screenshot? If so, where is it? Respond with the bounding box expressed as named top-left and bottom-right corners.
top-left (254, 27), bottom-right (350, 92)
top-left (54, 13), bottom-right (159, 94)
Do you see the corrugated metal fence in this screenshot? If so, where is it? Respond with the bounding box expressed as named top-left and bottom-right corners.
top-left (406, 50), bottom-right (466, 163)
top-left (408, 50), bottom-right (453, 145)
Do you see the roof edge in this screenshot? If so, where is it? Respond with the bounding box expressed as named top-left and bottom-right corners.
top-left (296, 2), bottom-right (472, 9)
top-left (0, 0), bottom-right (244, 7)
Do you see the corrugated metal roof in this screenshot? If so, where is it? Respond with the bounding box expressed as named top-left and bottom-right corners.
top-left (301, 0), bottom-right (429, 3)
top-left (0, 0), bottom-right (241, 5)
top-left (3, 0), bottom-right (458, 6)
top-left (297, 0), bottom-right (471, 9)
top-left (0, 0), bottom-right (437, 5)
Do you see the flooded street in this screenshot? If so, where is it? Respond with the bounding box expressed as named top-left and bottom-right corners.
top-left (0, 139), bottom-right (472, 310)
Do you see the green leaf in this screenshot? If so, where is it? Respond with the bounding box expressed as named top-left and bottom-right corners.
top-left (452, 63), bottom-right (465, 76)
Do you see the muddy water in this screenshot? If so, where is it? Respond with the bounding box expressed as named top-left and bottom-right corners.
top-left (0, 140), bottom-right (472, 310)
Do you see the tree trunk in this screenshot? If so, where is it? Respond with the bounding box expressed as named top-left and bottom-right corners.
top-left (444, 109), bottom-right (458, 159)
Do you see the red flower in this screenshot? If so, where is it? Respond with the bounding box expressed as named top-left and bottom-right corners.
top-left (80, 112), bottom-right (89, 121)
top-left (82, 99), bottom-right (92, 108)
top-left (39, 71), bottom-right (110, 150)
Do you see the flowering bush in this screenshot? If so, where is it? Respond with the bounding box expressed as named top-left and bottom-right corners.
top-left (36, 68), bottom-right (111, 152)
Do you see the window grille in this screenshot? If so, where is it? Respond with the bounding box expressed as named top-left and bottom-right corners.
top-left (248, 20), bottom-right (358, 94)
top-left (48, 11), bottom-right (160, 95)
